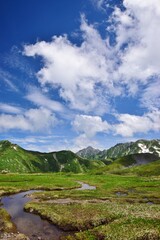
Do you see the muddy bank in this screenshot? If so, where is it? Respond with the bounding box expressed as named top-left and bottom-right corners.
top-left (0, 232), bottom-right (29, 240)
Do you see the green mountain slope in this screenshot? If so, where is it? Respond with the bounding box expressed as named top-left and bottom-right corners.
top-left (92, 153), bottom-right (160, 176)
top-left (100, 139), bottom-right (160, 159)
top-left (127, 159), bottom-right (160, 176)
top-left (0, 140), bottom-right (105, 173)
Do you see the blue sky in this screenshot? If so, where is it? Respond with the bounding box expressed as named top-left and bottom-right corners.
top-left (0, 0), bottom-right (160, 152)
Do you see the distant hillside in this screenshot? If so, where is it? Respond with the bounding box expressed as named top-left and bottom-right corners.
top-left (77, 146), bottom-right (101, 159)
top-left (92, 153), bottom-right (160, 176)
top-left (1, 139), bottom-right (160, 175)
top-left (0, 140), bottom-right (105, 173)
top-left (77, 139), bottom-right (160, 160)
top-left (126, 159), bottom-right (160, 176)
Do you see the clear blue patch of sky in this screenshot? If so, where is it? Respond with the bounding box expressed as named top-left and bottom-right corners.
top-left (0, 0), bottom-right (91, 51)
top-left (114, 96), bottom-right (146, 116)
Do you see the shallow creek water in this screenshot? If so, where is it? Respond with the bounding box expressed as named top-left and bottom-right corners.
top-left (1, 182), bottom-right (96, 240)
top-left (76, 181), bottom-right (96, 190)
top-left (1, 190), bottom-right (66, 240)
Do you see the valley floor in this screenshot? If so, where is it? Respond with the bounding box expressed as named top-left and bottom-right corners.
top-left (0, 173), bottom-right (160, 239)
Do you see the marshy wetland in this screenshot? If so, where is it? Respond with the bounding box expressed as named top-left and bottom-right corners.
top-left (0, 173), bottom-right (160, 239)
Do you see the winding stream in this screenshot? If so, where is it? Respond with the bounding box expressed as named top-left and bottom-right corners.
top-left (1, 190), bottom-right (66, 240)
top-left (1, 182), bottom-right (96, 240)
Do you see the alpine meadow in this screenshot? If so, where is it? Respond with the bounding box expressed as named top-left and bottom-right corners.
top-left (0, 0), bottom-right (160, 240)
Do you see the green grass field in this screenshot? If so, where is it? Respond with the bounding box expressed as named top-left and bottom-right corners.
top-left (0, 173), bottom-right (160, 239)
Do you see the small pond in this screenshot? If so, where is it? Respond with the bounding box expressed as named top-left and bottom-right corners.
top-left (77, 181), bottom-right (96, 190)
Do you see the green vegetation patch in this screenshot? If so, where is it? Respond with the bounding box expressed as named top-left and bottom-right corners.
top-left (92, 156), bottom-right (160, 176)
top-left (66, 218), bottom-right (160, 240)
top-left (24, 201), bottom-right (160, 239)
top-left (25, 202), bottom-right (121, 231)
top-left (121, 160), bottom-right (160, 176)
top-left (0, 141), bottom-right (105, 173)
top-left (0, 172), bottom-right (160, 239)
top-left (0, 173), bottom-right (79, 196)
top-left (26, 173), bottom-right (160, 204)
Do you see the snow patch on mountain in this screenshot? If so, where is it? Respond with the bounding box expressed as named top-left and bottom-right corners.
top-left (138, 143), bottom-right (152, 154)
top-left (153, 146), bottom-right (160, 156)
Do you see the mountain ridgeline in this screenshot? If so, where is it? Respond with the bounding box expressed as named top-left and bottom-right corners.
top-left (77, 139), bottom-right (160, 160)
top-left (77, 146), bottom-right (101, 159)
top-left (0, 140), bottom-right (105, 173)
top-left (76, 139), bottom-right (160, 176)
top-left (0, 139), bottom-right (160, 174)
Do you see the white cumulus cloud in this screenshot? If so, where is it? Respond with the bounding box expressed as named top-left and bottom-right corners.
top-left (0, 108), bottom-right (57, 132)
top-left (23, 0), bottom-right (160, 142)
top-left (114, 111), bottom-right (160, 137)
top-left (24, 15), bottom-right (118, 115)
top-left (24, 1), bottom-right (160, 114)
top-left (72, 114), bottom-right (110, 138)
top-left (113, 0), bottom-right (160, 97)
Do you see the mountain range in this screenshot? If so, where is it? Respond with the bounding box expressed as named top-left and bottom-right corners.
top-left (0, 139), bottom-right (160, 174)
top-left (77, 139), bottom-right (160, 159)
top-left (0, 140), bottom-right (105, 173)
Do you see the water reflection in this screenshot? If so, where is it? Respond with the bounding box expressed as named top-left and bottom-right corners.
top-left (1, 190), bottom-right (68, 240)
top-left (77, 181), bottom-right (96, 190)
top-left (1, 182), bottom-right (96, 239)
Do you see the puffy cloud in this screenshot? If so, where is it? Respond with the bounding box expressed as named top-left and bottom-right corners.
top-left (72, 114), bottom-right (110, 138)
top-left (24, 16), bottom-right (118, 115)
top-left (72, 111), bottom-right (160, 140)
top-left (114, 111), bottom-right (160, 137)
top-left (113, 0), bottom-right (160, 97)
top-left (0, 108), bottom-right (57, 132)
top-left (24, 1), bottom-right (160, 114)
top-left (22, 1), bottom-right (160, 144)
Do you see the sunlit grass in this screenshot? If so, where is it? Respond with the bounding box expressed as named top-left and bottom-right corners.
top-left (0, 172), bottom-right (160, 239)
